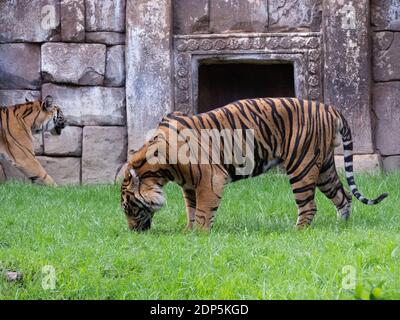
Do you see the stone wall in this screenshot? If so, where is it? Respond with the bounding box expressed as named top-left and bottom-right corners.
top-left (371, 0), bottom-right (400, 171)
top-left (1, 0), bottom-right (400, 185)
top-left (0, 0), bottom-right (127, 184)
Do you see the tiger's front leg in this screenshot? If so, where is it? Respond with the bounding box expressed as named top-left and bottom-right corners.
top-left (12, 156), bottom-right (57, 186)
top-left (194, 172), bottom-right (225, 231)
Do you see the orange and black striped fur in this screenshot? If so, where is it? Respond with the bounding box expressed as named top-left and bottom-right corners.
top-left (121, 98), bottom-right (387, 231)
top-left (0, 96), bottom-right (66, 186)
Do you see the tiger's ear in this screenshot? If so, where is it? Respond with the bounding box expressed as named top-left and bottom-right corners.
top-left (42, 95), bottom-right (54, 111)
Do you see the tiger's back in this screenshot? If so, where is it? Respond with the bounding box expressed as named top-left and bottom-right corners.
top-left (160, 98), bottom-right (341, 182)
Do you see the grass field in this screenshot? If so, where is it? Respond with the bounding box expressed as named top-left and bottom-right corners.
top-left (0, 172), bottom-right (399, 300)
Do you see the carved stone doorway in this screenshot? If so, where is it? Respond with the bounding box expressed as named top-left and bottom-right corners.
top-left (197, 61), bottom-right (295, 113)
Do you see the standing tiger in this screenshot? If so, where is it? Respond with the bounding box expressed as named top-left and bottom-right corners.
top-left (121, 98), bottom-right (388, 231)
top-left (0, 96), bottom-right (66, 186)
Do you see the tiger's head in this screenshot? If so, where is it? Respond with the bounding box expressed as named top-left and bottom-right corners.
top-left (31, 95), bottom-right (66, 136)
top-left (120, 137), bottom-right (169, 231)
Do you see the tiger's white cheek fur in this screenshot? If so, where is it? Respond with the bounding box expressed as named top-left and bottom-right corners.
top-left (144, 185), bottom-right (166, 211)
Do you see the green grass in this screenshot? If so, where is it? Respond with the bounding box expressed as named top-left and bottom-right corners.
top-left (0, 172), bottom-right (399, 300)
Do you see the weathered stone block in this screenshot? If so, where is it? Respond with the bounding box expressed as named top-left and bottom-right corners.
top-left (334, 154), bottom-right (382, 172)
top-left (105, 45), bottom-right (126, 87)
top-left (210, 0), bottom-right (268, 33)
top-left (0, 90), bottom-right (41, 106)
top-left (373, 32), bottom-right (400, 82)
top-left (373, 82), bottom-right (400, 156)
top-left (85, 32), bottom-right (125, 45)
top-left (174, 0), bottom-right (209, 34)
top-left (61, 0), bottom-right (85, 42)
top-left (41, 43), bottom-right (106, 85)
top-left (86, 0), bottom-right (126, 32)
top-left (33, 133), bottom-right (44, 155)
top-left (44, 126), bottom-right (82, 156)
top-left (323, 0), bottom-right (373, 154)
top-left (82, 126), bottom-right (127, 184)
top-left (42, 84), bottom-right (126, 126)
top-left (37, 156), bottom-right (81, 185)
top-left (371, 0), bottom-right (400, 31)
top-left (126, 0), bottom-right (173, 150)
top-left (0, 44), bottom-right (41, 89)
top-left (383, 156), bottom-right (400, 172)
top-left (0, 0), bottom-right (60, 43)
top-left (268, 0), bottom-right (322, 32)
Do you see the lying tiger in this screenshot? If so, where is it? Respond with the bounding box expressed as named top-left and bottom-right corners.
top-left (121, 98), bottom-right (388, 231)
top-left (0, 96), bottom-right (66, 186)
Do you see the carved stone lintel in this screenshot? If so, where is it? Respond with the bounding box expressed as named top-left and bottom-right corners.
top-left (174, 33), bottom-right (323, 114)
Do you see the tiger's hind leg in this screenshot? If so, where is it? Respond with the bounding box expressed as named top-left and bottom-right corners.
top-left (288, 165), bottom-right (320, 229)
top-left (317, 154), bottom-right (352, 220)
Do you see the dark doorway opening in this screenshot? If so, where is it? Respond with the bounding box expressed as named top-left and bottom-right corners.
top-left (197, 62), bottom-right (295, 113)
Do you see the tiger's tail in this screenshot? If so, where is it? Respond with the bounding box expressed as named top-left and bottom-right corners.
top-left (337, 113), bottom-right (388, 205)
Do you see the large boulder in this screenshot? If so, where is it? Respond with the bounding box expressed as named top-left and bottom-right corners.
top-left (0, 44), bottom-right (41, 89)
top-left (42, 84), bottom-right (126, 126)
top-left (41, 43), bottom-right (106, 85)
top-left (0, 0), bottom-right (60, 43)
top-left (82, 126), bottom-right (127, 184)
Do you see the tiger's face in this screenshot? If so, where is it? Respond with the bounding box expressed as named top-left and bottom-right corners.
top-left (120, 165), bottom-right (166, 231)
top-left (32, 96), bottom-right (66, 136)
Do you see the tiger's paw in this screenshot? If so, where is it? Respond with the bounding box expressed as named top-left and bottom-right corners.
top-left (295, 223), bottom-right (311, 231)
top-left (184, 224), bottom-right (194, 232)
top-left (337, 202), bottom-right (352, 221)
